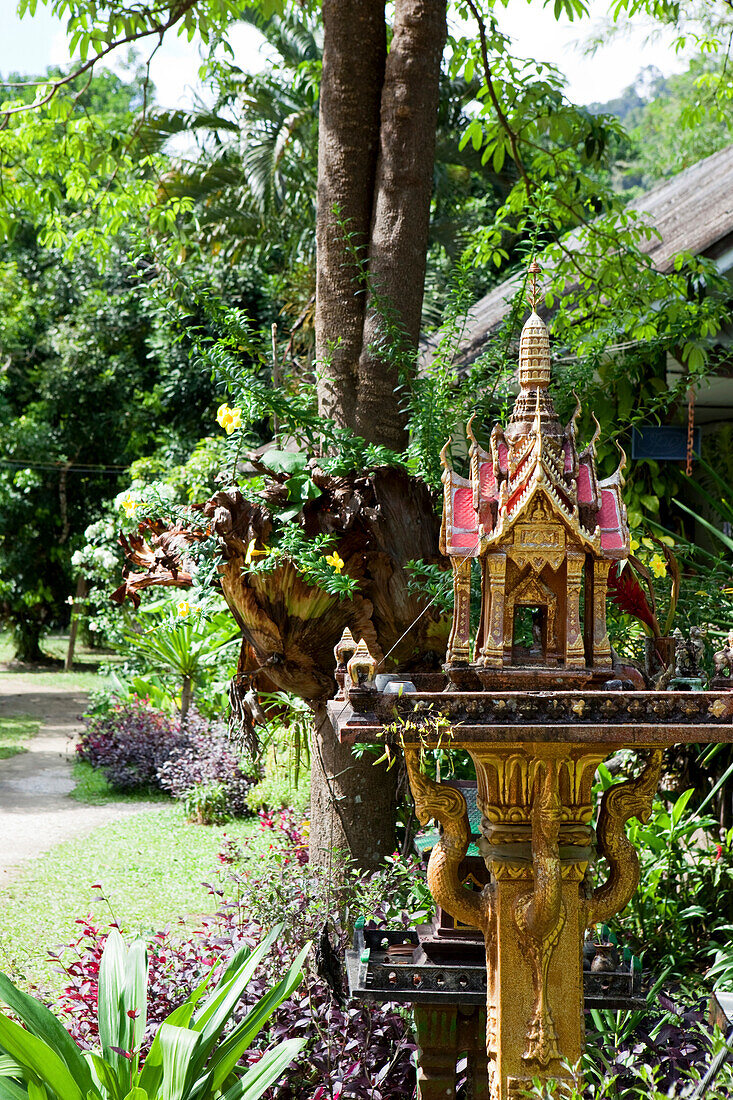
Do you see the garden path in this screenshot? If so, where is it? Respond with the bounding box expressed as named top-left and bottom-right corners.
top-left (0, 674), bottom-right (156, 886)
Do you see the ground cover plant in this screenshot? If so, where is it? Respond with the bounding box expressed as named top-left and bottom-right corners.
top-left (0, 923), bottom-right (308, 1100)
top-left (0, 715), bottom-right (40, 760)
top-left (77, 700), bottom-right (256, 823)
top-left (22, 797), bottom-right (733, 1100)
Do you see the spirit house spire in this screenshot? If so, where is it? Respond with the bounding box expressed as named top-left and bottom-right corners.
top-left (440, 261), bottom-right (629, 681)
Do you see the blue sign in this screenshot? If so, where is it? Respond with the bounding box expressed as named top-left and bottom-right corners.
top-left (631, 426), bottom-right (701, 461)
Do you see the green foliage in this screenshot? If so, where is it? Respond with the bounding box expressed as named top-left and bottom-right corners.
top-left (119, 595), bottom-right (241, 717)
top-left (245, 693), bottom-right (312, 815)
top-left (0, 925), bottom-right (307, 1100)
top-left (604, 779), bottom-right (733, 976)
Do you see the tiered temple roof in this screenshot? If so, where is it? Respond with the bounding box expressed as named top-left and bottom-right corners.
top-left (440, 270), bottom-right (629, 565)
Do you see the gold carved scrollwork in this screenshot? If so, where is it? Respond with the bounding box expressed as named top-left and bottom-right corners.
top-left (447, 556), bottom-right (472, 663)
top-left (586, 750), bottom-right (663, 929)
top-left (513, 760), bottom-right (564, 1066)
top-left (404, 748), bottom-right (493, 935)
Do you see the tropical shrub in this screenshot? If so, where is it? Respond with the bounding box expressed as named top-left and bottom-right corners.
top-left (156, 712), bottom-right (255, 823)
top-left (0, 924), bottom-right (307, 1100)
top-left (78, 701), bottom-right (256, 820)
top-left (76, 698), bottom-right (186, 792)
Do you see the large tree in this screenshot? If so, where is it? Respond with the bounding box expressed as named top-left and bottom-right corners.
top-left (5, 0), bottom-right (733, 866)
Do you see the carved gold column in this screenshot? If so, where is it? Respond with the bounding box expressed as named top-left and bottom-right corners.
top-left (404, 741), bottom-right (664, 1100)
top-left (592, 559), bottom-right (613, 668)
top-left (586, 750), bottom-right (662, 927)
top-left (480, 553), bottom-right (507, 667)
top-left (447, 556), bottom-right (472, 664)
top-left (565, 552), bottom-right (586, 668)
top-left (468, 746), bottom-right (603, 1099)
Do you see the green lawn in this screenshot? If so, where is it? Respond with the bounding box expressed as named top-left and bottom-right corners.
top-left (70, 760), bottom-right (169, 805)
top-left (0, 806), bottom-right (265, 995)
top-left (0, 630), bottom-right (123, 693)
top-left (0, 715), bottom-right (41, 760)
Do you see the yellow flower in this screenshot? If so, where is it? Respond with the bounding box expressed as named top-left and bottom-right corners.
top-left (177, 600), bottom-right (191, 617)
top-left (121, 494), bottom-right (139, 517)
top-left (325, 551), bottom-right (345, 574)
top-left (649, 553), bottom-right (667, 578)
top-left (245, 538), bottom-right (269, 565)
top-left (630, 537), bottom-right (640, 553)
top-left (216, 403), bottom-right (242, 435)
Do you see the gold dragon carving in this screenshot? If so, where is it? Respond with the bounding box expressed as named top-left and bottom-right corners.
top-left (513, 759), bottom-right (565, 1067)
top-left (403, 747), bottom-right (493, 935)
top-left (586, 750), bottom-right (663, 929)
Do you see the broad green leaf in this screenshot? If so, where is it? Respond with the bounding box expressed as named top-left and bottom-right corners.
top-left (206, 944), bottom-right (308, 1090)
top-left (122, 1090), bottom-right (148, 1100)
top-left (27, 1082), bottom-right (46, 1100)
top-left (192, 929), bottom-right (279, 1048)
top-left (122, 940), bottom-right (148, 1068)
top-left (98, 932), bottom-right (127, 1068)
top-left (671, 787), bottom-right (695, 826)
top-left (0, 1015), bottom-right (83, 1100)
top-left (87, 1054), bottom-right (124, 1100)
top-left (0, 973), bottom-right (95, 1096)
top-left (0, 1081), bottom-right (27, 1100)
top-left (260, 449), bottom-right (306, 475)
top-left (220, 1038), bottom-right (305, 1100)
top-left (159, 1025), bottom-right (200, 1100)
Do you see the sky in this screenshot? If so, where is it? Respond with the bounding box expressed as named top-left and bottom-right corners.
top-left (2, 0), bottom-right (688, 109)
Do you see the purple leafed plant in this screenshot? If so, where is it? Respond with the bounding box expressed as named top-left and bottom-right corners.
top-left (77, 698), bottom-right (187, 791)
top-left (77, 701), bottom-right (256, 820)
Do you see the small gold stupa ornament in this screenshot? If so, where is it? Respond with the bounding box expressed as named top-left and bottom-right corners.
top-left (333, 626), bottom-right (358, 700)
top-left (440, 259), bottom-right (630, 681)
top-left (334, 626), bottom-right (357, 669)
top-left (347, 638), bottom-right (377, 688)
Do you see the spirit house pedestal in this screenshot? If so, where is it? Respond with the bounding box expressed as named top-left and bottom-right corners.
top-left (330, 266), bottom-right (733, 1100)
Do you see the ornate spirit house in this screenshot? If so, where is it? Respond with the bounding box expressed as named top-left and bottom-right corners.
top-left (441, 263), bottom-right (629, 680)
top-left (331, 260), bottom-right (733, 1100)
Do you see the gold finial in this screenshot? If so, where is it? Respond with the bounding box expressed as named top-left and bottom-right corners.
top-left (347, 638), bottom-right (377, 687)
top-left (518, 262), bottom-right (551, 391)
top-left (527, 259), bottom-right (541, 311)
top-left (334, 626), bottom-right (357, 670)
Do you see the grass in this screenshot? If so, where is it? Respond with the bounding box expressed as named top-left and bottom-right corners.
top-left (70, 760), bottom-right (169, 805)
top-left (0, 806), bottom-right (267, 995)
top-left (0, 630), bottom-right (122, 694)
top-left (0, 715), bottom-right (41, 760)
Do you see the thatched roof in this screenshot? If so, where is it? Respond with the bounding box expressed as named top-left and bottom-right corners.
top-left (432, 143), bottom-right (733, 370)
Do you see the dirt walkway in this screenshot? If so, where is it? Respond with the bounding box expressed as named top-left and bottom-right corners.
top-left (0, 675), bottom-right (156, 886)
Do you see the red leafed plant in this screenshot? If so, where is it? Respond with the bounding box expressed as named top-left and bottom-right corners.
top-left (608, 558), bottom-right (660, 637)
top-left (607, 538), bottom-right (680, 639)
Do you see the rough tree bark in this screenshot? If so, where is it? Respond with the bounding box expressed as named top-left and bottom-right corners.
top-left (315, 0), bottom-right (386, 433)
top-left (315, 0), bottom-right (447, 450)
top-left (311, 0), bottom-right (448, 870)
top-left (355, 0), bottom-right (448, 449)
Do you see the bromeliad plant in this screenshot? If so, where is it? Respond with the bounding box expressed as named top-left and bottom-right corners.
top-left (0, 924), bottom-right (308, 1100)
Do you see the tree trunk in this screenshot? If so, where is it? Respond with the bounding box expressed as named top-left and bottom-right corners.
top-left (310, 702), bottom-right (398, 871)
top-left (355, 0), bottom-right (447, 450)
top-left (310, 0), bottom-right (447, 869)
top-left (181, 674), bottom-right (193, 720)
top-left (315, 0), bottom-right (386, 433)
top-left (12, 618), bottom-right (46, 663)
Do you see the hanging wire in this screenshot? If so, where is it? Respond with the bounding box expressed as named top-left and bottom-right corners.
top-left (686, 387), bottom-right (696, 477)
